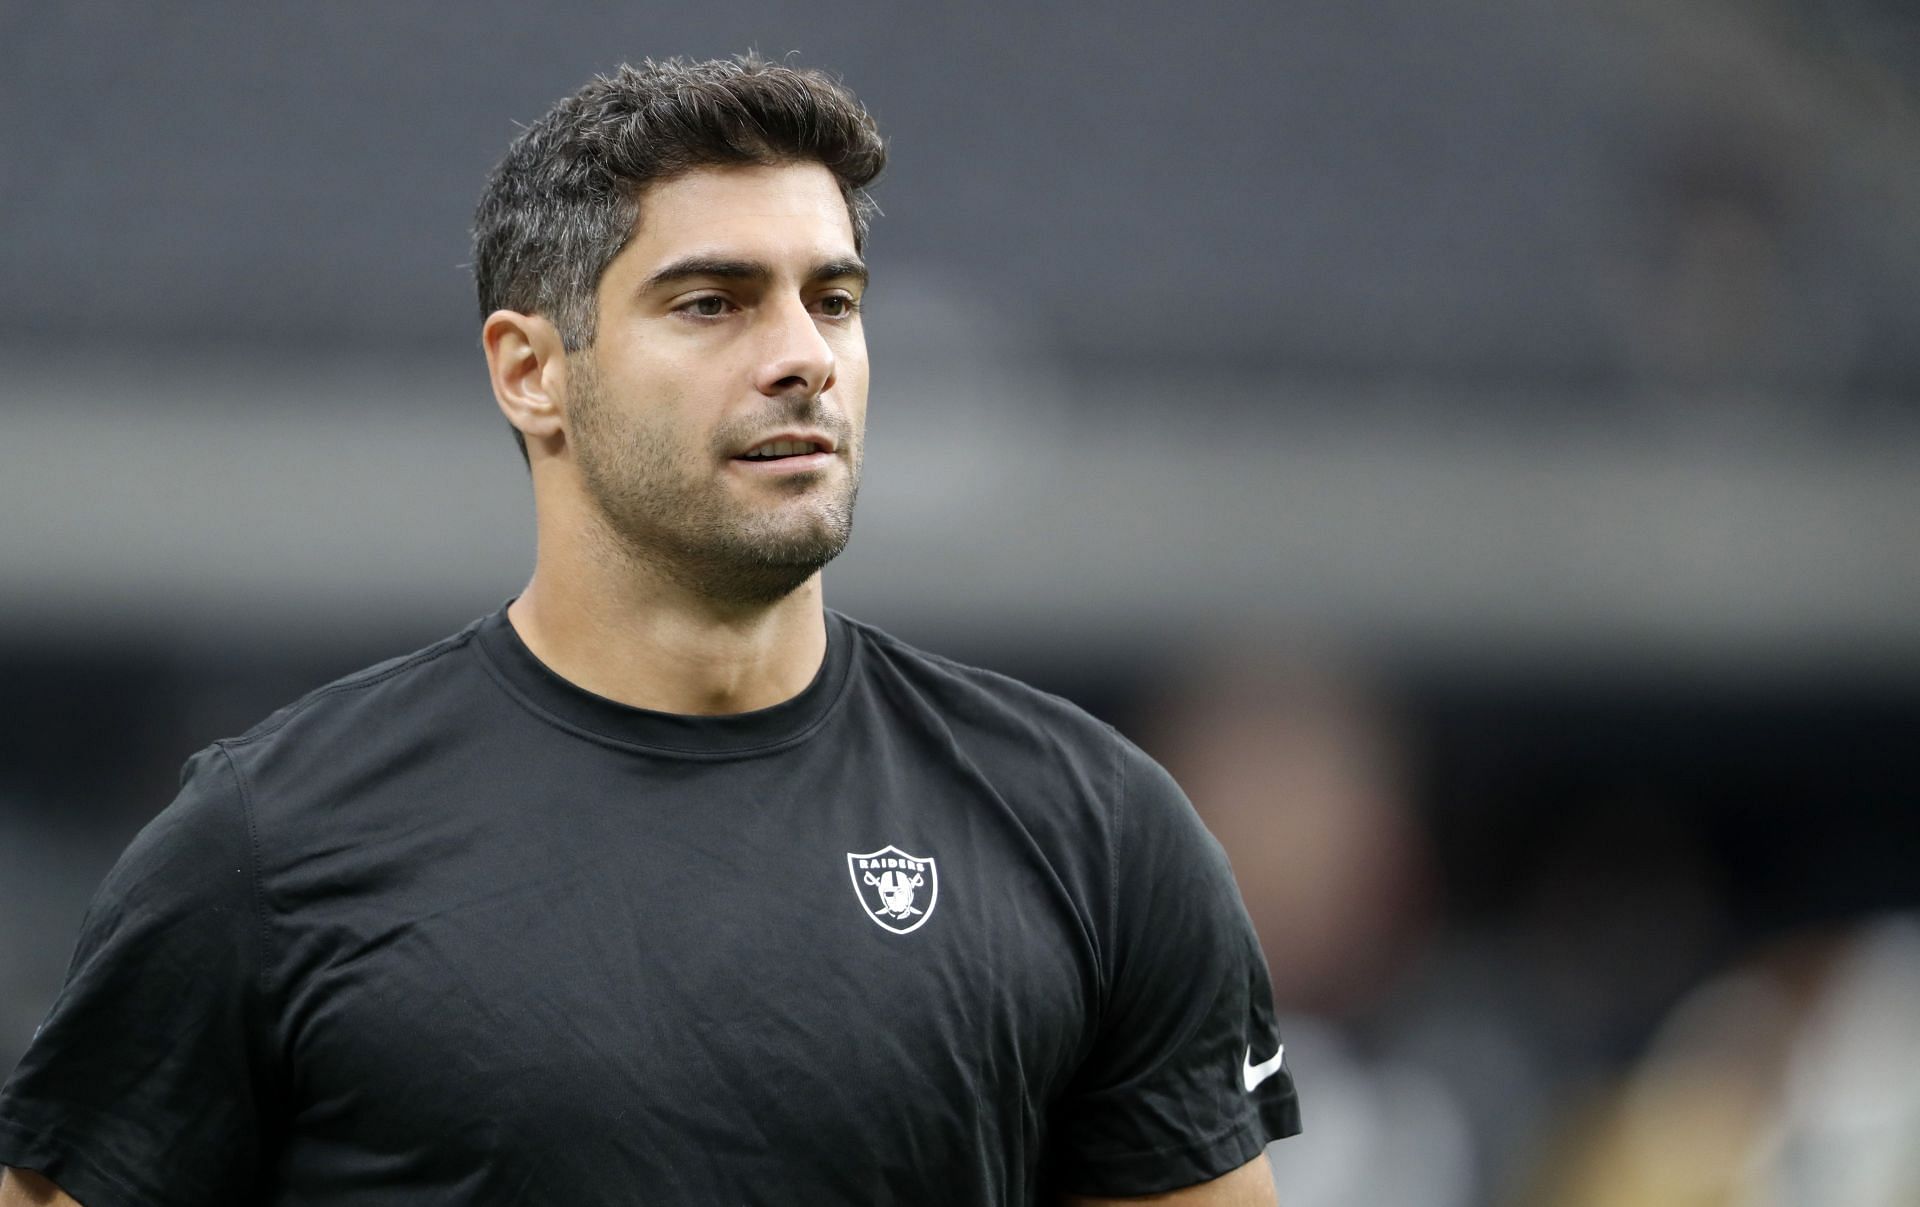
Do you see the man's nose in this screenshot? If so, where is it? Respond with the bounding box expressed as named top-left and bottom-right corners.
top-left (755, 297), bottom-right (836, 399)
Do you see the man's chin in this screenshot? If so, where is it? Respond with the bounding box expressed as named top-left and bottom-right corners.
top-left (672, 518), bottom-right (853, 608)
top-left (734, 497), bottom-right (856, 562)
top-left (683, 551), bottom-right (834, 609)
top-left (586, 480), bottom-right (856, 606)
top-left (743, 526), bottom-right (853, 577)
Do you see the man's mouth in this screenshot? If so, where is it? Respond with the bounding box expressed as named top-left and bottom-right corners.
top-left (735, 439), bottom-right (829, 462)
top-left (729, 435), bottom-right (838, 476)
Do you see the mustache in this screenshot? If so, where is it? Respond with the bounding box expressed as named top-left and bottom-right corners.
top-left (713, 397), bottom-right (855, 455)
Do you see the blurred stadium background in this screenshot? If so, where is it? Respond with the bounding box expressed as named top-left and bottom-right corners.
top-left (4, 3), bottom-right (1919, 1202)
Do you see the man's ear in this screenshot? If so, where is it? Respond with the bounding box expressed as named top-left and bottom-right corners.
top-left (483, 310), bottom-right (570, 455)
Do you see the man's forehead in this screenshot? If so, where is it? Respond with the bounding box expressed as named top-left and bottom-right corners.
top-left (619, 162), bottom-right (857, 271)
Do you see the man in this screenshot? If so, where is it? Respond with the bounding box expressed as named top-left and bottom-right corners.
top-left (0, 56), bottom-right (1299, 1205)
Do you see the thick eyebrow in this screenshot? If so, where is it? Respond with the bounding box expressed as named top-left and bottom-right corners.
top-left (811, 257), bottom-right (870, 289)
top-left (641, 255), bottom-right (869, 293)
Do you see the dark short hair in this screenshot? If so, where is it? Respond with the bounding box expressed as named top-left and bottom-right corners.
top-left (472, 55), bottom-right (887, 462)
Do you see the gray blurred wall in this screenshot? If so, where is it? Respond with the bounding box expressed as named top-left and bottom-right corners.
top-left (4, 0), bottom-right (1918, 667)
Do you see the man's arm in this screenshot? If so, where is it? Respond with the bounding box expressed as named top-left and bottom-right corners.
top-left (1064, 1152), bottom-right (1278, 1206)
top-left (0, 747), bottom-right (274, 1207)
top-left (0, 1167), bottom-right (84, 1207)
top-left (1047, 742), bottom-right (1300, 1198)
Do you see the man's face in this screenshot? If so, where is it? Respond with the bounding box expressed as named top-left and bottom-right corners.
top-left (565, 161), bottom-right (869, 606)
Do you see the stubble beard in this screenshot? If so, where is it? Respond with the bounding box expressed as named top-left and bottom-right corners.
top-left (567, 357), bottom-right (861, 609)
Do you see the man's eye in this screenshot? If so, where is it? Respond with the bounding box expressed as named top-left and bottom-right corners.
top-left (684, 297), bottom-right (729, 317)
top-left (818, 295), bottom-right (859, 318)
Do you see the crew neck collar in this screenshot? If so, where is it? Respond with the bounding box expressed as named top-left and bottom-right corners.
top-left (472, 599), bottom-right (855, 757)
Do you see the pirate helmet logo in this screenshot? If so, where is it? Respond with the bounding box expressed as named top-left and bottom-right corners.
top-left (846, 845), bottom-right (939, 934)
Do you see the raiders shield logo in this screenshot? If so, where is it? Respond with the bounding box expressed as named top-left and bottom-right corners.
top-left (847, 845), bottom-right (939, 934)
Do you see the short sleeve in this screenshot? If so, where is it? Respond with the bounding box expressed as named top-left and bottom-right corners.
top-left (1050, 741), bottom-right (1301, 1197)
top-left (0, 744), bottom-right (278, 1207)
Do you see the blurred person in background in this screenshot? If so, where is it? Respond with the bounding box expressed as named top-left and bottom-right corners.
top-left (1522, 915), bottom-right (1920, 1206)
top-left (1147, 654), bottom-right (1476, 1207)
top-left (0, 56), bottom-right (1300, 1206)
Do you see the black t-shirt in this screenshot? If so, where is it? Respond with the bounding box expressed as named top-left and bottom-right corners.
top-left (0, 605), bottom-right (1300, 1205)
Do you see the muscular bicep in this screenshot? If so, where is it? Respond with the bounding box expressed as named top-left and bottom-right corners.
top-left (0, 1167), bottom-right (86, 1207)
top-left (1062, 1152), bottom-right (1278, 1207)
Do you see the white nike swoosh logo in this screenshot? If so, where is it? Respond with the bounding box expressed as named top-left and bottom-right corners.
top-left (1243, 1043), bottom-right (1286, 1092)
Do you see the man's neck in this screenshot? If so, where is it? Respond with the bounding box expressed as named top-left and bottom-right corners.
top-left (506, 557), bottom-right (829, 718)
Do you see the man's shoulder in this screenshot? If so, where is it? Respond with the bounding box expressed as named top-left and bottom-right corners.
top-left (836, 610), bottom-right (1126, 763)
top-left (218, 611), bottom-right (491, 766)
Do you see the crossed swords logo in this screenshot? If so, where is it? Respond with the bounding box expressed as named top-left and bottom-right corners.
top-left (846, 846), bottom-right (939, 935)
top-left (863, 867), bottom-right (925, 919)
